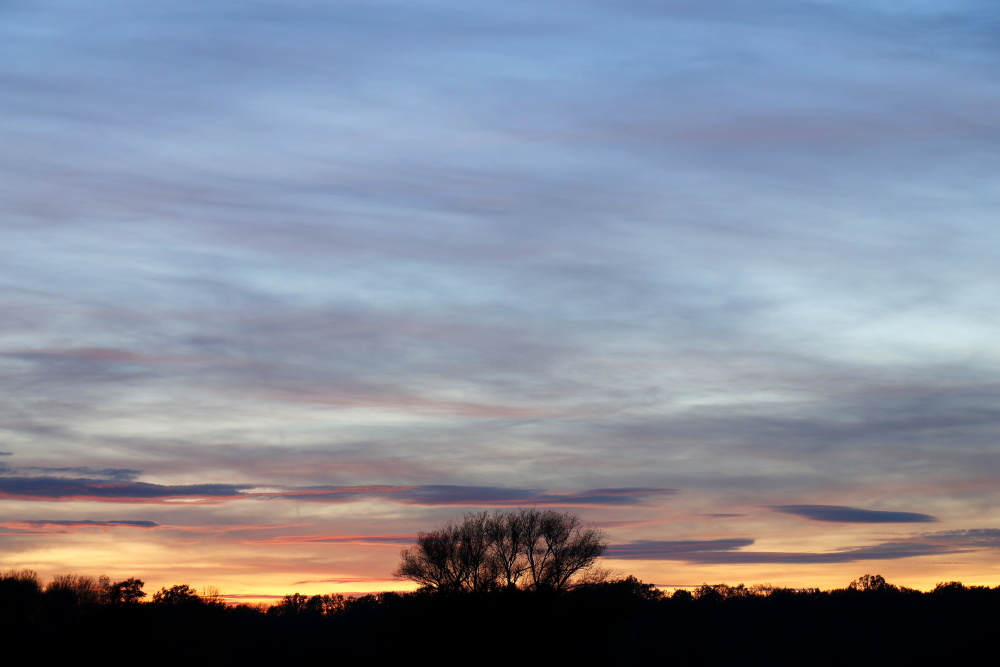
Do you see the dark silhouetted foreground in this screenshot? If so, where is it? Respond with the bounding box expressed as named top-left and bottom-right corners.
top-left (4, 569), bottom-right (1000, 665)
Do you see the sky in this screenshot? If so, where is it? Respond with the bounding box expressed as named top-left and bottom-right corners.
top-left (2, 0), bottom-right (1000, 600)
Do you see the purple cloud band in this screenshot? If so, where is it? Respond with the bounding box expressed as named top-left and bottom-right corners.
top-left (14, 519), bottom-right (159, 528)
top-left (0, 474), bottom-right (675, 507)
top-left (608, 529), bottom-right (1000, 564)
top-left (769, 505), bottom-right (938, 523)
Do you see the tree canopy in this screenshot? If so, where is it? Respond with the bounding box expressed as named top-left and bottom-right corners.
top-left (394, 508), bottom-right (608, 593)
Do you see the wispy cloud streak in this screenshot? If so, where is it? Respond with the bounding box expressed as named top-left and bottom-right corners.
top-left (264, 485), bottom-right (677, 507)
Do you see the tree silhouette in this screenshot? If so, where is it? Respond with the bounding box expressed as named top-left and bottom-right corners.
top-left (152, 584), bottom-right (202, 605)
top-left (0, 569), bottom-right (42, 621)
top-left (108, 577), bottom-right (146, 604)
top-left (45, 573), bottom-right (104, 606)
top-left (395, 508), bottom-right (607, 593)
top-left (848, 573), bottom-right (896, 593)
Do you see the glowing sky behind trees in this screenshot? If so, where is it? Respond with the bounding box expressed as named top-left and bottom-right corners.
top-left (3, 1), bottom-right (1000, 599)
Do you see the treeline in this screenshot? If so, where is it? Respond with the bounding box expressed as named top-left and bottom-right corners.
top-left (3, 569), bottom-right (1000, 664)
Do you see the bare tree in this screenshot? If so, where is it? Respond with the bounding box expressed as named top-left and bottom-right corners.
top-left (395, 512), bottom-right (494, 593)
top-left (520, 509), bottom-right (607, 591)
top-left (46, 573), bottom-right (105, 606)
top-left (486, 509), bottom-right (529, 589)
top-left (200, 585), bottom-right (226, 606)
top-left (395, 508), bottom-right (607, 594)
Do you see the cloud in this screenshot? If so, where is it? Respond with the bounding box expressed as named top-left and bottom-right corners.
top-left (607, 537), bottom-right (963, 564)
top-left (608, 539), bottom-right (755, 559)
top-left (2, 347), bottom-right (199, 364)
top-left (248, 534), bottom-right (415, 546)
top-left (173, 522), bottom-right (314, 535)
top-left (769, 505), bottom-right (938, 523)
top-left (0, 519), bottom-right (159, 536)
top-left (13, 519), bottom-right (159, 528)
top-left (0, 476), bottom-right (250, 504)
top-left (0, 470), bottom-right (675, 508)
top-left (2, 0), bottom-right (999, 590)
top-left (264, 485), bottom-right (677, 506)
top-left (0, 519), bottom-right (160, 534)
top-left (609, 527), bottom-right (1000, 564)
top-left (0, 464), bottom-right (143, 482)
top-left (918, 528), bottom-right (1000, 550)
top-left (291, 577), bottom-right (398, 586)
top-left (255, 387), bottom-right (567, 419)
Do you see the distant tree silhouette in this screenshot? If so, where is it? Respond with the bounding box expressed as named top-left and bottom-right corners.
top-left (0, 569), bottom-right (41, 597)
top-left (749, 583), bottom-right (800, 597)
top-left (848, 573), bottom-right (897, 593)
top-left (932, 581), bottom-right (967, 594)
top-left (0, 569), bottom-right (42, 621)
top-left (395, 508), bottom-right (607, 593)
top-left (308, 593), bottom-right (347, 615)
top-left (46, 573), bottom-right (105, 606)
top-left (200, 585), bottom-right (225, 606)
top-left (693, 583), bottom-right (753, 602)
top-left (108, 577), bottom-right (146, 604)
top-left (152, 584), bottom-right (202, 605)
top-left (269, 592), bottom-right (348, 617)
top-left (574, 575), bottom-right (664, 601)
top-left (271, 593), bottom-right (310, 617)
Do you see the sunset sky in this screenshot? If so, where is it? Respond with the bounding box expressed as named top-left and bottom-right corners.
top-left (3, 1), bottom-right (1000, 600)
